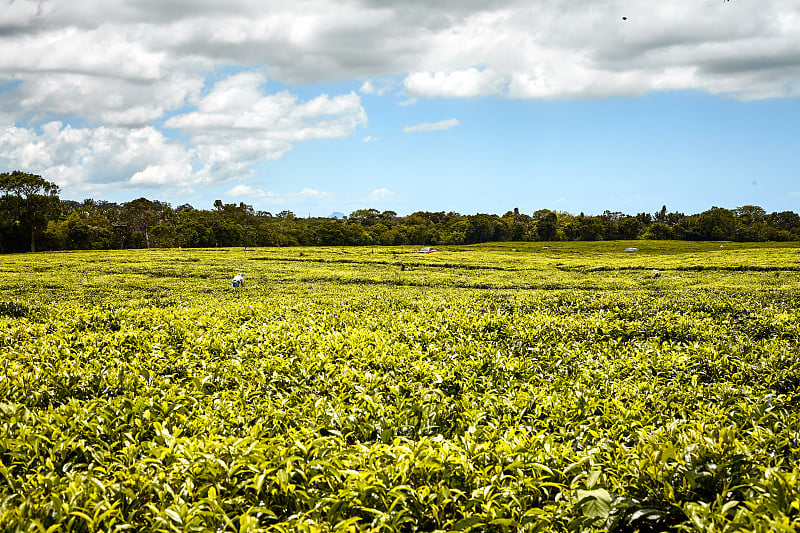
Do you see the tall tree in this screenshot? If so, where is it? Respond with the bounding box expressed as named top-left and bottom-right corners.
top-left (694, 207), bottom-right (737, 241)
top-left (350, 208), bottom-right (382, 225)
top-left (0, 171), bottom-right (61, 252)
top-left (120, 198), bottom-right (161, 249)
top-left (533, 209), bottom-right (558, 241)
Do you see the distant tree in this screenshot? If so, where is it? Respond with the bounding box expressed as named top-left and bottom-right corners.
top-left (0, 171), bottom-right (61, 252)
top-left (617, 216), bottom-right (642, 239)
top-left (174, 210), bottom-right (215, 247)
top-left (694, 207), bottom-right (736, 240)
top-left (575, 214), bottom-right (604, 241)
top-left (212, 201), bottom-right (255, 224)
top-left (534, 210), bottom-right (558, 241)
top-left (366, 223), bottom-right (389, 243)
top-left (120, 198), bottom-right (161, 248)
top-left (463, 214), bottom-right (506, 244)
top-left (53, 210), bottom-right (114, 250)
top-left (96, 200), bottom-right (122, 210)
top-left (734, 205), bottom-right (766, 222)
top-left (342, 222), bottom-right (373, 245)
top-left (734, 205), bottom-right (767, 241)
top-left (665, 210), bottom-right (685, 225)
top-left (350, 209), bottom-right (382, 225)
top-left (644, 222), bottom-right (673, 240)
top-left (600, 211), bottom-right (624, 240)
top-left (504, 207), bottom-right (529, 241)
top-left (409, 211), bottom-right (453, 225)
top-left (766, 211), bottom-right (800, 238)
top-left (509, 221), bottom-right (525, 241)
top-left (463, 215), bottom-right (491, 244)
top-left (316, 220), bottom-right (346, 245)
top-left (380, 210), bottom-right (398, 225)
top-left (602, 210), bottom-right (627, 221)
top-left (47, 199), bottom-right (117, 250)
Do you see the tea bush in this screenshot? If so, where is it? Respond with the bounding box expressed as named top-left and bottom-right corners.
top-left (0, 242), bottom-right (798, 531)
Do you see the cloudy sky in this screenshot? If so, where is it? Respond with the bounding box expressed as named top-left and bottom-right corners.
top-left (1, 0), bottom-right (799, 216)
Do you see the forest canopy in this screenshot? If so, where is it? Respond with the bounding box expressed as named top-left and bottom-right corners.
top-left (1, 172), bottom-right (798, 253)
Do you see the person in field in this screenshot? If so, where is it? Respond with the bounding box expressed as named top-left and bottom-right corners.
top-left (232, 273), bottom-right (245, 287)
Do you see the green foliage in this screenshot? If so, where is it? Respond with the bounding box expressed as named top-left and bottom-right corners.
top-left (0, 242), bottom-right (799, 531)
top-left (0, 171), bottom-right (61, 252)
top-left (0, 167), bottom-right (798, 252)
top-left (15, 193), bottom-right (800, 252)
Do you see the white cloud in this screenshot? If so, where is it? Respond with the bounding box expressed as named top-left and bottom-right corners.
top-left (1, 0), bottom-right (799, 198)
top-left (404, 68), bottom-right (506, 97)
top-left (224, 185), bottom-right (331, 205)
top-left (0, 122), bottom-right (194, 192)
top-left (362, 135), bottom-right (380, 143)
top-left (365, 187), bottom-right (395, 203)
top-left (2, 70), bottom-right (203, 127)
top-left (1, 69), bottom-right (364, 192)
top-left (164, 71), bottom-right (367, 181)
top-left (225, 184), bottom-right (269, 198)
top-left (10, 3), bottom-right (800, 97)
top-left (359, 79), bottom-right (393, 95)
top-left (2, 1), bottom-right (794, 115)
top-left (297, 188), bottom-right (330, 200)
top-left (0, 25), bottom-right (168, 80)
top-left (403, 118), bottom-right (460, 133)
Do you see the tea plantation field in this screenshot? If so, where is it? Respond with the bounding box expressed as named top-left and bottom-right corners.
top-left (1, 241), bottom-right (799, 532)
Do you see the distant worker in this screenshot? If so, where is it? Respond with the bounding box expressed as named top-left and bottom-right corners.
top-left (232, 273), bottom-right (245, 287)
top-left (650, 269), bottom-right (661, 279)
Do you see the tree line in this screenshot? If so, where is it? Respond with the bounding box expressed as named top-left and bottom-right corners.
top-left (2, 171), bottom-right (799, 253)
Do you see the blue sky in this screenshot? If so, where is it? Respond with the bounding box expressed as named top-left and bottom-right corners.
top-left (1, 1), bottom-right (798, 217)
top-left (263, 89), bottom-right (800, 216)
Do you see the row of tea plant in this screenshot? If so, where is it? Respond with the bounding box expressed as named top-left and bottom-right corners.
top-left (1, 242), bottom-right (798, 531)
